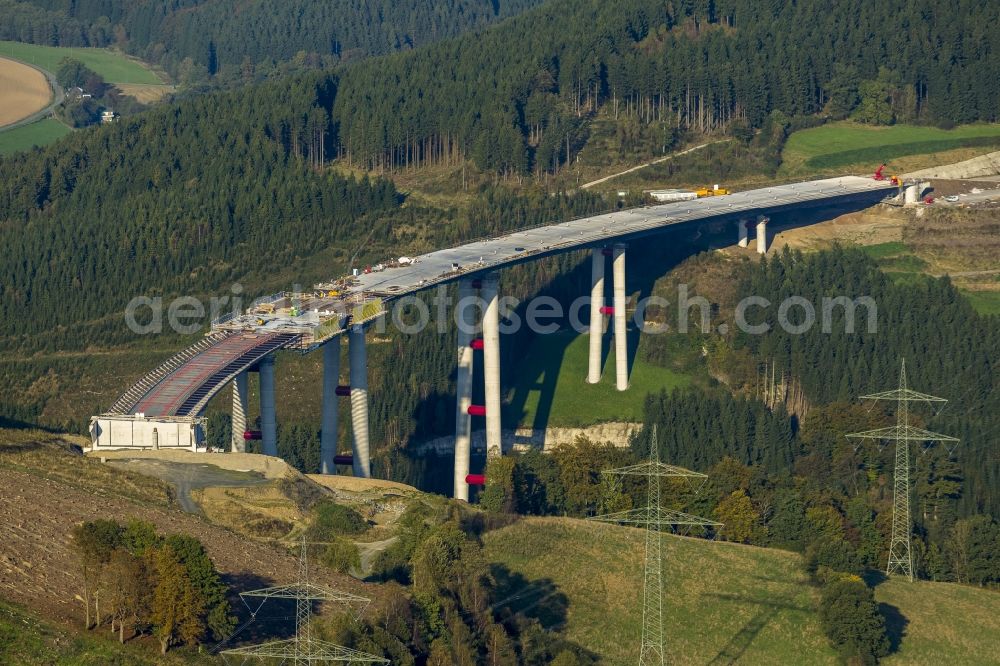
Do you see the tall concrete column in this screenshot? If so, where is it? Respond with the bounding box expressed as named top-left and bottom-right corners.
top-left (258, 357), bottom-right (278, 456)
top-left (756, 215), bottom-right (769, 255)
top-left (453, 280), bottom-right (476, 500)
top-left (612, 244), bottom-right (629, 391)
top-left (587, 249), bottom-right (606, 384)
top-left (231, 371), bottom-right (248, 452)
top-left (348, 325), bottom-right (371, 478)
top-left (320, 340), bottom-right (340, 475)
top-left (481, 275), bottom-right (502, 459)
top-left (738, 219), bottom-right (749, 248)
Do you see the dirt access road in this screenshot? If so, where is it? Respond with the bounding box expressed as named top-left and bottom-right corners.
top-left (106, 458), bottom-right (270, 513)
top-left (0, 56), bottom-right (59, 128)
top-left (580, 140), bottom-right (730, 189)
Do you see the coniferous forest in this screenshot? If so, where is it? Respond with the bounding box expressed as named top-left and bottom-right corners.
top-left (2, 1), bottom-right (998, 350)
top-left (0, 0), bottom-right (547, 78)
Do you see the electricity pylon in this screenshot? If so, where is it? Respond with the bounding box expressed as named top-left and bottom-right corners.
top-left (588, 426), bottom-right (721, 666)
top-left (847, 359), bottom-right (958, 582)
top-left (220, 536), bottom-right (388, 664)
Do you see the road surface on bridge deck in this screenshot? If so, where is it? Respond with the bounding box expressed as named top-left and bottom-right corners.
top-left (104, 176), bottom-right (895, 419)
top-left (343, 176), bottom-right (896, 300)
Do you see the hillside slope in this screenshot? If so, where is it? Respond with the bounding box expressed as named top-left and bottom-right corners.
top-left (483, 517), bottom-right (1000, 665)
top-left (0, 429), bottom-right (374, 625)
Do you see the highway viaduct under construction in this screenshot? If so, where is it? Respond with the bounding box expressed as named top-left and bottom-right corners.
top-left (91, 176), bottom-right (898, 500)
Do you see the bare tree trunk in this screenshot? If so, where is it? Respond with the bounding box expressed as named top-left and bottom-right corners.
top-left (82, 582), bottom-right (91, 629)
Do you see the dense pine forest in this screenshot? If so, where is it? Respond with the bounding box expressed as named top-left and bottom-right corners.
top-left (1, 0), bottom-right (997, 346)
top-left (0, 76), bottom-right (399, 350)
top-left (329, 0), bottom-right (1000, 174)
top-left (0, 0), bottom-right (546, 79)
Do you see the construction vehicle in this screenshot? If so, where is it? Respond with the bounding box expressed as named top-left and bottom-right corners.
top-left (695, 185), bottom-right (730, 197)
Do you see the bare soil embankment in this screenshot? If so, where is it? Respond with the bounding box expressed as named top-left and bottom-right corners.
top-left (0, 432), bottom-right (375, 625)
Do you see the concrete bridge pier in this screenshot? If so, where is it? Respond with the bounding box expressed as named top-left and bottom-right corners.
top-left (587, 248), bottom-right (607, 384)
top-left (231, 371), bottom-right (249, 452)
top-left (613, 244), bottom-right (629, 391)
top-left (453, 279), bottom-right (477, 501)
top-left (349, 325), bottom-right (371, 478)
top-left (258, 357), bottom-right (278, 456)
top-left (756, 215), bottom-right (769, 255)
top-left (320, 340), bottom-right (341, 474)
top-left (482, 274), bottom-right (502, 459)
top-left (738, 219), bottom-right (750, 247)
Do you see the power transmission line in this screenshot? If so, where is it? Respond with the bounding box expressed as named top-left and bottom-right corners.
top-left (588, 425), bottom-right (721, 666)
top-left (219, 535), bottom-right (388, 665)
top-left (846, 359), bottom-right (959, 581)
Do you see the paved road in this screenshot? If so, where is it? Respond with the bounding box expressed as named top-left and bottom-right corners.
top-left (344, 176), bottom-right (898, 300)
top-left (935, 186), bottom-right (1000, 207)
top-left (0, 55), bottom-right (64, 131)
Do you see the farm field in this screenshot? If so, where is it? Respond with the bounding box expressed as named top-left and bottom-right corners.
top-left (0, 57), bottom-right (51, 127)
top-left (0, 40), bottom-right (161, 84)
top-left (781, 121), bottom-right (1000, 174)
top-left (116, 82), bottom-right (176, 103)
top-left (0, 118), bottom-right (72, 155)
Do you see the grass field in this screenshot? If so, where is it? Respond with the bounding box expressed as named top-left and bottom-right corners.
top-left (781, 122), bottom-right (1000, 174)
top-left (859, 240), bottom-right (1000, 315)
top-left (860, 240), bottom-right (929, 276)
top-left (0, 57), bottom-right (51, 127)
top-left (483, 517), bottom-right (1000, 665)
top-left (0, 118), bottom-right (72, 155)
top-left (504, 329), bottom-right (691, 429)
top-left (0, 41), bottom-right (161, 84)
top-left (960, 291), bottom-right (1000, 316)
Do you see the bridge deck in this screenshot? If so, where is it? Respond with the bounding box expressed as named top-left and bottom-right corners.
top-left (126, 332), bottom-right (299, 417)
top-left (104, 176), bottom-right (896, 421)
top-left (342, 176), bottom-right (897, 298)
